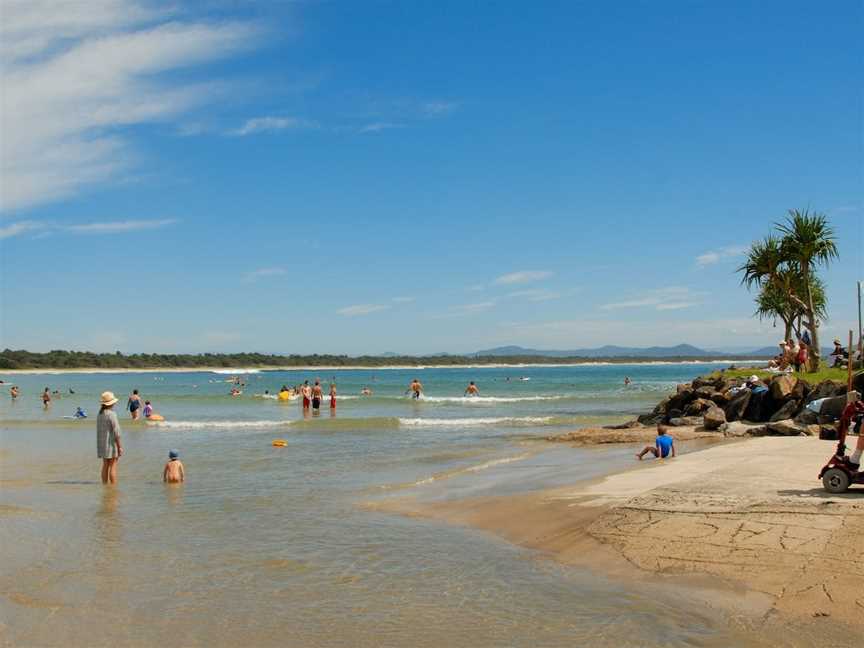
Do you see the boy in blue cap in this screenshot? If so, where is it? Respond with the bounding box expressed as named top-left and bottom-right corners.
top-left (637, 425), bottom-right (676, 461)
top-left (163, 450), bottom-right (185, 483)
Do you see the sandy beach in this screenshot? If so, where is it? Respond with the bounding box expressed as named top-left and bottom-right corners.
top-left (375, 435), bottom-right (864, 639)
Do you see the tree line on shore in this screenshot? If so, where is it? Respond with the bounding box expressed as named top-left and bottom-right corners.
top-left (0, 349), bottom-right (768, 370)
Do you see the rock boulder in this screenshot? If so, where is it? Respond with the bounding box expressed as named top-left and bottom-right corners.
top-left (769, 399), bottom-right (801, 422)
top-left (703, 407), bottom-right (726, 430)
top-left (770, 374), bottom-right (798, 400)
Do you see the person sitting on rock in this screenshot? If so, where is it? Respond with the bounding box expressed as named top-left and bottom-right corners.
top-left (830, 339), bottom-right (849, 369)
top-left (836, 391), bottom-right (864, 471)
top-left (636, 425), bottom-right (676, 461)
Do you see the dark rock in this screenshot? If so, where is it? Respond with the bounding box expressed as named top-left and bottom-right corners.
top-left (805, 380), bottom-right (845, 404)
top-left (637, 413), bottom-right (662, 425)
top-left (821, 396), bottom-right (848, 419)
top-left (770, 374), bottom-right (798, 400)
top-left (770, 399), bottom-right (801, 422)
top-left (703, 407), bottom-right (726, 430)
top-left (710, 391), bottom-right (730, 406)
top-left (724, 390), bottom-right (751, 422)
top-left (794, 409), bottom-right (819, 425)
top-left (685, 398), bottom-right (714, 416)
top-left (819, 426), bottom-right (838, 441)
top-left (766, 419), bottom-right (819, 436)
top-left (667, 389), bottom-right (694, 414)
top-left (694, 386), bottom-right (716, 399)
top-left (667, 409), bottom-right (683, 419)
top-left (603, 420), bottom-right (644, 430)
top-left (668, 416), bottom-right (704, 427)
top-left (744, 389), bottom-right (775, 422)
top-left (854, 372), bottom-right (864, 394)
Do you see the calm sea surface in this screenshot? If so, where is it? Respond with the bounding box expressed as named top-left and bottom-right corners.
top-left (1, 363), bottom-right (792, 647)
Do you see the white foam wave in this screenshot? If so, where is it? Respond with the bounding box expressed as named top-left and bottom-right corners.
top-left (209, 369), bottom-right (263, 375)
top-left (398, 416), bottom-right (553, 427)
top-left (419, 395), bottom-right (568, 404)
top-left (150, 419), bottom-right (290, 429)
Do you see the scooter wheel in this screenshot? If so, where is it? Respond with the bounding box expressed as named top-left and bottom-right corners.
top-left (822, 468), bottom-right (851, 494)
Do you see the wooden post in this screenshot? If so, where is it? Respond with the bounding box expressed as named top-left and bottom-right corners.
top-left (849, 330), bottom-right (855, 391)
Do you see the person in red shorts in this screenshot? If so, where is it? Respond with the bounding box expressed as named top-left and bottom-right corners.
top-left (836, 391), bottom-right (864, 470)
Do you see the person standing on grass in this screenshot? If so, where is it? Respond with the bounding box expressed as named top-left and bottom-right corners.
top-left (97, 392), bottom-right (124, 484)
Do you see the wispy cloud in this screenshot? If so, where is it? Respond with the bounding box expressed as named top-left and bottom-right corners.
top-left (245, 267), bottom-right (287, 281)
top-left (1, 1), bottom-right (261, 211)
top-left (1, 218), bottom-right (177, 239)
top-left (229, 116), bottom-right (317, 136)
top-left (337, 304), bottom-right (391, 317)
top-left (446, 301), bottom-right (497, 316)
top-left (359, 122), bottom-right (404, 133)
top-left (507, 289), bottom-right (561, 302)
top-left (0, 220), bottom-right (41, 239)
top-left (600, 287), bottom-right (703, 312)
top-left (422, 101), bottom-right (458, 116)
top-left (493, 270), bottom-right (554, 286)
top-left (66, 219), bottom-right (177, 233)
top-left (695, 245), bottom-right (748, 267)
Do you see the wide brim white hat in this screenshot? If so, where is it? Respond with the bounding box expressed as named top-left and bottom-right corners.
top-left (100, 391), bottom-right (119, 407)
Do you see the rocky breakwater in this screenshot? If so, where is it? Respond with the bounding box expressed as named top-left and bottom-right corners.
top-left (638, 371), bottom-right (861, 438)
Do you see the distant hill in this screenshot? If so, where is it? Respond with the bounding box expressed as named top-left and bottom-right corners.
top-left (473, 344), bottom-right (732, 358)
top-left (749, 346), bottom-right (834, 358)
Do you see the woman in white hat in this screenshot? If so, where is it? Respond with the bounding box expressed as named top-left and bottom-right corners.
top-left (97, 391), bottom-right (124, 484)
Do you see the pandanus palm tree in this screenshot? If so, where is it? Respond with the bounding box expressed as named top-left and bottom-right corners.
top-left (739, 209), bottom-right (837, 371)
top-left (753, 272), bottom-right (827, 342)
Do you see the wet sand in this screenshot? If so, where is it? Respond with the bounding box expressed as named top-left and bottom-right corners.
top-left (375, 436), bottom-right (864, 636)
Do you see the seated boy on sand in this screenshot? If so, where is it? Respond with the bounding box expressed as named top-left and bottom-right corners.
top-left (163, 450), bottom-right (185, 483)
top-left (637, 425), bottom-right (676, 461)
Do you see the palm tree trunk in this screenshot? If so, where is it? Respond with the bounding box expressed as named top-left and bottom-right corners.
top-left (803, 262), bottom-right (820, 371)
top-left (783, 318), bottom-right (792, 341)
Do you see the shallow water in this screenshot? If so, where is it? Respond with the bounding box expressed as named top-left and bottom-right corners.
top-left (1, 363), bottom-right (793, 647)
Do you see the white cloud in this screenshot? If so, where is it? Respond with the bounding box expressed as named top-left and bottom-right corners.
top-left (600, 287), bottom-right (703, 311)
top-left (695, 245), bottom-right (748, 267)
top-left (448, 301), bottom-right (497, 315)
top-left (229, 116), bottom-right (317, 136)
top-left (493, 270), bottom-right (553, 286)
top-left (422, 101), bottom-right (458, 116)
top-left (245, 267), bottom-right (287, 281)
top-left (65, 219), bottom-right (177, 233)
top-left (337, 304), bottom-right (390, 317)
top-left (359, 122), bottom-right (404, 133)
top-left (507, 289), bottom-right (561, 302)
top-left (0, 220), bottom-right (41, 239)
top-left (1, 218), bottom-right (177, 239)
top-left (1, 1), bottom-right (261, 211)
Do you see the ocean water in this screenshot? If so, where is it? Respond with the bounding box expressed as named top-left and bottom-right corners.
top-left (0, 363), bottom-right (782, 647)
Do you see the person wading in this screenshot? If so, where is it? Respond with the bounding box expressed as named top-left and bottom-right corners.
top-left (97, 391), bottom-right (124, 484)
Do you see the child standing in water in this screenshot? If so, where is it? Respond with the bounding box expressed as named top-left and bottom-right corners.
top-left (163, 450), bottom-right (185, 483)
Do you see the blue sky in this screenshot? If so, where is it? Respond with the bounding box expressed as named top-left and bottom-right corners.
top-left (1, 1), bottom-right (861, 355)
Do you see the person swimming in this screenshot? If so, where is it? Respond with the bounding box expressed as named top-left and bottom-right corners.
top-left (464, 381), bottom-right (479, 397)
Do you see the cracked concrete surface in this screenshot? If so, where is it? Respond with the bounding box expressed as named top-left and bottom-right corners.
top-left (580, 437), bottom-right (864, 626)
